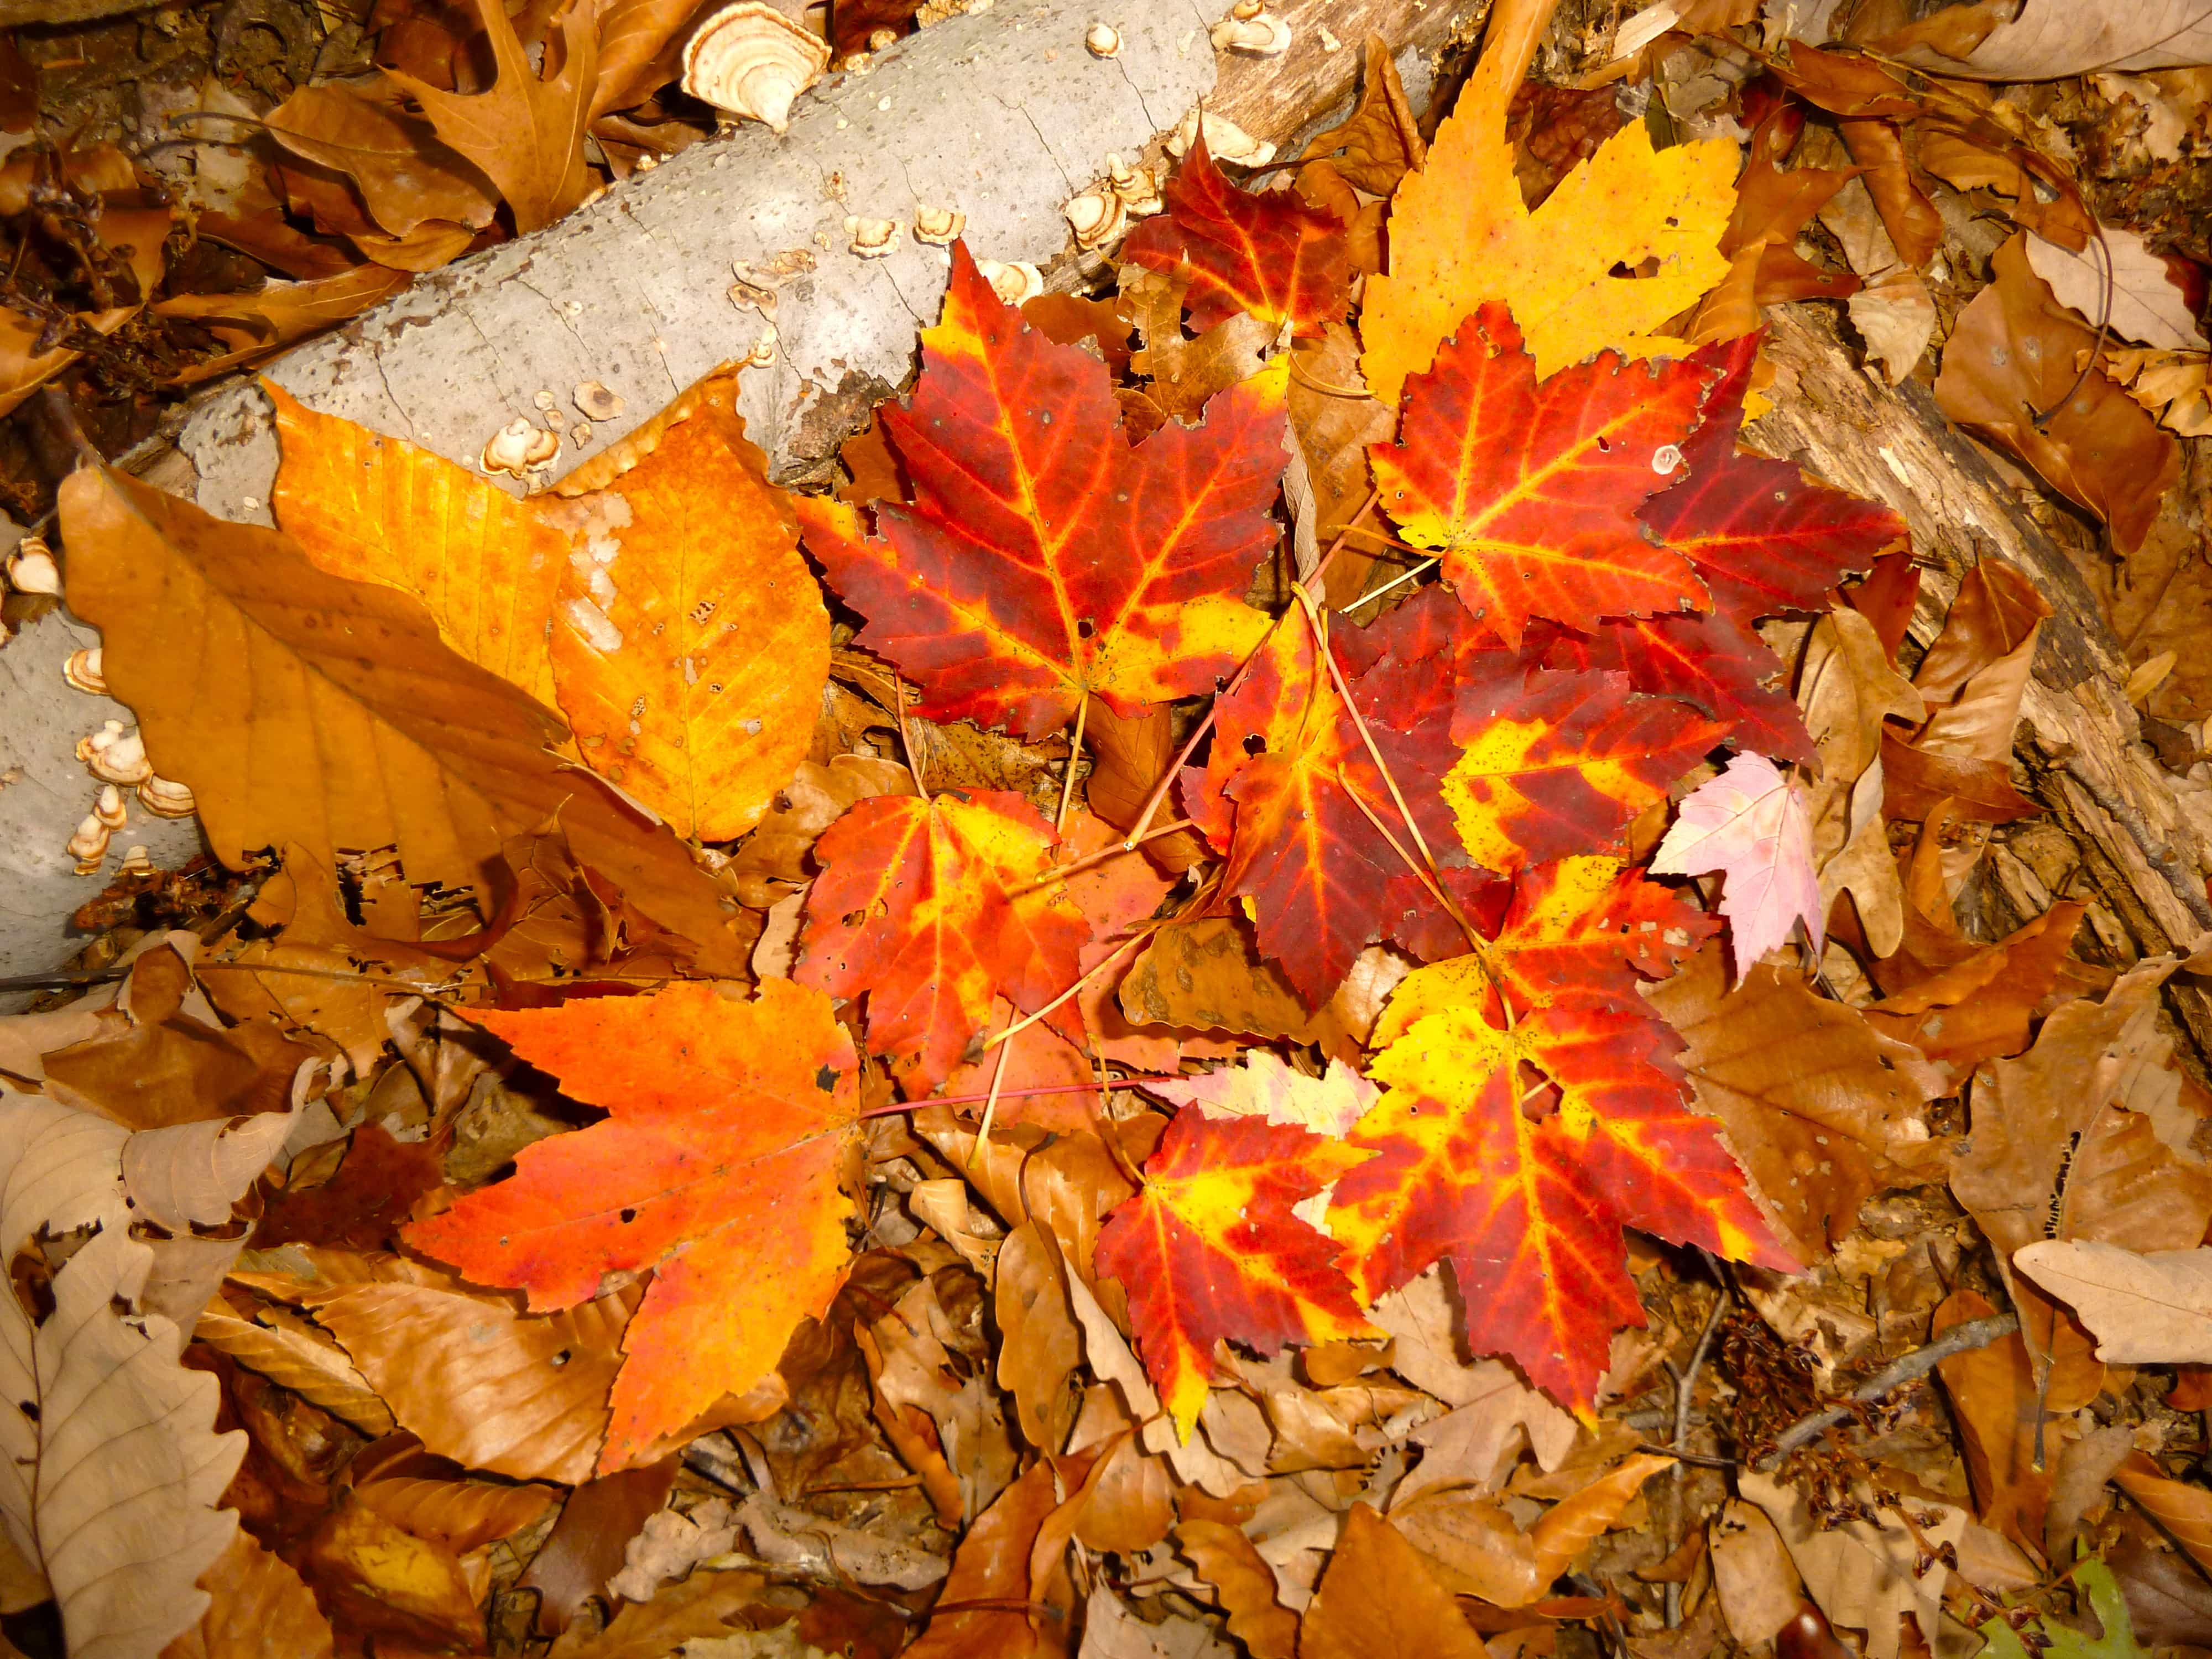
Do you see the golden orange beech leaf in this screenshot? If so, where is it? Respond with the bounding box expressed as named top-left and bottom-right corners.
top-left (796, 244), bottom-right (1286, 740)
top-left (270, 367), bottom-right (828, 840)
top-left (58, 465), bottom-right (753, 973)
top-left (541, 369), bottom-right (829, 839)
top-left (1361, 24), bottom-right (1734, 404)
top-left (1095, 1106), bottom-right (1378, 1440)
top-left (267, 380), bottom-right (569, 707)
top-left (404, 979), bottom-right (860, 1474)
top-left (797, 789), bottom-right (1091, 1098)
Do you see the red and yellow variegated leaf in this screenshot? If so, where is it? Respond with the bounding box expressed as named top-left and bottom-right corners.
top-left (796, 243), bottom-right (1285, 739)
top-left (1121, 136), bottom-right (1352, 337)
top-left (797, 790), bottom-right (1089, 1097)
top-left (403, 980), bottom-right (858, 1473)
top-left (1446, 671), bottom-right (1727, 872)
top-left (1371, 304), bottom-right (1717, 649)
top-left (1333, 982), bottom-right (1788, 1406)
top-left (1639, 340), bottom-right (1907, 624)
top-left (1183, 607), bottom-right (1466, 1007)
top-left (1397, 857), bottom-right (1718, 1018)
top-left (1533, 611), bottom-right (1814, 765)
top-left (1097, 1108), bottom-right (1376, 1439)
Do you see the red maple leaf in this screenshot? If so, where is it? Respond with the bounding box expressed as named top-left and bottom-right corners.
top-left (403, 980), bottom-right (860, 1473)
top-left (795, 243), bottom-right (1287, 740)
top-left (1121, 135), bottom-right (1353, 337)
top-left (1097, 1106), bottom-right (1376, 1438)
top-left (1532, 611), bottom-right (1814, 764)
top-left (1371, 304), bottom-right (1724, 649)
top-left (1637, 336), bottom-right (1908, 624)
top-left (797, 789), bottom-right (1091, 1097)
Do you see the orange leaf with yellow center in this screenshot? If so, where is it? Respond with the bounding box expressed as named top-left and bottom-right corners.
top-left (797, 790), bottom-right (1091, 1098)
top-left (402, 979), bottom-right (859, 1474)
top-left (1121, 135), bottom-right (1352, 337)
top-left (1329, 978), bottom-right (1789, 1407)
top-left (1371, 304), bottom-right (1719, 649)
top-left (542, 371), bottom-right (830, 839)
top-left (1446, 669), bottom-right (1726, 874)
top-left (1361, 55), bottom-right (1734, 403)
top-left (1096, 1108), bottom-right (1377, 1440)
top-left (795, 243), bottom-right (1285, 740)
top-left (268, 379), bottom-right (568, 707)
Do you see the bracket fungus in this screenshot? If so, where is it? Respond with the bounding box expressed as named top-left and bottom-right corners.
top-left (574, 381), bottom-right (624, 421)
top-left (974, 259), bottom-right (1045, 305)
top-left (5, 536), bottom-right (58, 595)
top-left (682, 0), bottom-right (832, 133)
top-left (62, 647), bottom-right (105, 695)
top-left (1085, 22), bottom-right (1119, 55)
top-left (913, 206), bottom-right (965, 245)
top-left (483, 417), bottom-right (560, 478)
top-left (92, 784), bottom-right (127, 833)
top-left (68, 813), bottom-right (109, 875)
top-left (1167, 108), bottom-right (1274, 166)
top-left (1065, 188), bottom-right (1125, 250)
top-left (138, 775), bottom-right (197, 819)
top-left (845, 215), bottom-right (901, 257)
top-left (1211, 1), bottom-right (1290, 56)
top-left (77, 721), bottom-right (152, 787)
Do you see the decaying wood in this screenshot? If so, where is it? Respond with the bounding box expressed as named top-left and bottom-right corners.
top-left (1756, 306), bottom-right (2212, 1057)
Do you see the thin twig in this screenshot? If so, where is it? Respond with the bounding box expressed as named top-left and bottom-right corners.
top-left (892, 674), bottom-right (931, 801)
top-left (969, 1027), bottom-right (1016, 1169)
top-left (1017, 817), bottom-right (1197, 894)
top-left (1343, 555), bottom-right (1439, 614)
top-left (1055, 694), bottom-right (1088, 833)
top-left (980, 922), bottom-right (1159, 1050)
top-left (1337, 764), bottom-right (1481, 953)
top-left (1758, 1313), bottom-right (2020, 1469)
top-left (1303, 589), bottom-right (1438, 873)
top-left (1665, 1280), bottom-right (1732, 1629)
top-left (857, 1073), bottom-right (1186, 1118)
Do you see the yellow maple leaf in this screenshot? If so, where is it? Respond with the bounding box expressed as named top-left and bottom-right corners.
top-left (1361, 47), bottom-right (1735, 405)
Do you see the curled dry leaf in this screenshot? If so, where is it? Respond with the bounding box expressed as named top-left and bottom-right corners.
top-left (1932, 1288), bottom-right (2049, 1557)
top-left (1888, 0), bottom-right (2212, 80)
top-left (1175, 1520), bottom-right (1298, 1658)
top-left (1934, 234), bottom-right (2180, 554)
top-left (1298, 1504), bottom-right (1486, 1659)
top-left (2114, 1452), bottom-right (2212, 1582)
top-left (163, 1528), bottom-right (335, 1659)
top-left (192, 1293), bottom-right (397, 1435)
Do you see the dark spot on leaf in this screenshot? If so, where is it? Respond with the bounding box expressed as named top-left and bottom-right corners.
top-left (620, 1208), bottom-right (637, 1223)
top-left (816, 1064), bottom-right (838, 1092)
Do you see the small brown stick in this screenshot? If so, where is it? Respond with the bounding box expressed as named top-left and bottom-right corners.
top-left (1055, 694), bottom-right (1088, 832)
top-left (1756, 1313), bottom-right (2020, 1470)
top-left (1337, 763), bottom-right (1482, 954)
top-left (1665, 1280), bottom-right (1731, 1629)
top-left (891, 674), bottom-right (931, 801)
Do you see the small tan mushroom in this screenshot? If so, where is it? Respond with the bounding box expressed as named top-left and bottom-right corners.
top-left (483, 417), bottom-right (560, 478)
top-left (845, 215), bottom-right (901, 257)
top-left (62, 647), bottom-right (105, 695)
top-left (77, 721), bottom-right (152, 787)
top-left (1085, 22), bottom-right (1120, 55)
top-left (138, 775), bottom-right (197, 819)
top-left (1109, 154), bottom-right (1166, 217)
top-left (912, 205), bottom-right (966, 245)
top-left (1167, 108), bottom-right (1275, 166)
top-left (6, 536), bottom-right (59, 596)
top-left (1065, 188), bottom-right (1125, 250)
top-left (117, 844), bottom-right (154, 877)
top-left (69, 813), bottom-right (110, 874)
top-left (867, 25), bottom-right (896, 49)
top-left (531, 389), bottom-right (558, 413)
top-left (93, 784), bottom-right (128, 832)
top-left (1211, 8), bottom-right (1290, 54)
top-left (974, 259), bottom-right (1045, 305)
top-left (744, 320), bottom-right (780, 367)
top-left (682, 1), bottom-right (831, 133)
top-left (574, 381), bottom-right (624, 421)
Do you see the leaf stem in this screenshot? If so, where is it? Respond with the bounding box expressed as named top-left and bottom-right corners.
top-left (858, 1073), bottom-right (1189, 1119)
top-left (1018, 818), bottom-right (1197, 894)
top-left (969, 1027), bottom-right (1016, 1168)
top-left (1343, 555), bottom-right (1439, 613)
top-left (891, 672), bottom-right (931, 801)
top-left (980, 922), bottom-right (1159, 1051)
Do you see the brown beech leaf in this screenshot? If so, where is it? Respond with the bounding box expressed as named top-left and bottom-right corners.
top-left (2115, 1454), bottom-right (2212, 1582)
top-left (1933, 1288), bottom-right (2049, 1557)
top-left (302, 1494), bottom-right (481, 1650)
top-left (1935, 234), bottom-right (2180, 553)
top-left (901, 1462), bottom-right (1068, 1659)
top-left (263, 82), bottom-right (499, 237)
top-left (518, 1459), bottom-right (680, 1635)
top-left (1174, 1520), bottom-right (1297, 1659)
top-left (1119, 916), bottom-right (1326, 1043)
top-left (162, 1528), bottom-right (335, 1659)
top-left (1299, 1504), bottom-right (1487, 1659)
top-left (59, 465), bottom-right (751, 974)
top-left (545, 1569), bottom-right (769, 1658)
top-left (354, 1475), bottom-right (560, 1553)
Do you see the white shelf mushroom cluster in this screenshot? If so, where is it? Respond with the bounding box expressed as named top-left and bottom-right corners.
top-left (66, 711), bottom-right (194, 876)
top-left (681, 0), bottom-right (832, 132)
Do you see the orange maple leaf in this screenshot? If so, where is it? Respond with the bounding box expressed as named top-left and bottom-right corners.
top-left (797, 790), bottom-right (1091, 1098)
top-left (1097, 1107), bottom-right (1378, 1439)
top-left (796, 244), bottom-right (1286, 740)
top-left (1121, 135), bottom-right (1352, 337)
top-left (402, 979), bottom-right (859, 1473)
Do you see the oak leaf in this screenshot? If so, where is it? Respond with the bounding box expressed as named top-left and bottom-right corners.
top-left (1362, 61), bottom-right (1734, 403)
top-left (1652, 753), bottom-right (1823, 978)
top-left (1121, 136), bottom-right (1352, 337)
top-left (542, 369), bottom-right (830, 839)
top-left (796, 244), bottom-right (1286, 739)
top-left (58, 466), bottom-right (751, 973)
top-left (1371, 304), bottom-right (1718, 649)
top-left (1096, 1107), bottom-right (1378, 1439)
top-left (797, 790), bottom-right (1089, 1098)
top-left (383, 0), bottom-right (595, 233)
top-left (403, 979), bottom-right (860, 1472)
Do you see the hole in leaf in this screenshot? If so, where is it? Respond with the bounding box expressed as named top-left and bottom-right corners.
top-left (1242, 734), bottom-right (1267, 756)
top-left (620, 1208), bottom-right (638, 1223)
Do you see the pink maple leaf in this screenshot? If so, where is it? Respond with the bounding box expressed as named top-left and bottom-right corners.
top-left (1650, 753), bottom-right (1822, 979)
